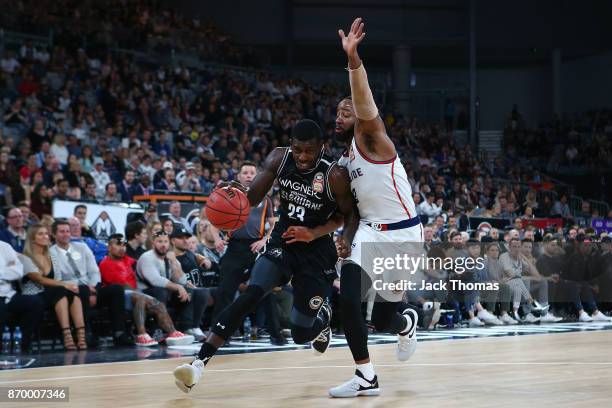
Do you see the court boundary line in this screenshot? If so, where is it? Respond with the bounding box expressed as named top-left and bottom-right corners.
top-left (2, 361), bottom-right (612, 385)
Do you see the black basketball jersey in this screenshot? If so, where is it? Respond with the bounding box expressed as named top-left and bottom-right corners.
top-left (275, 147), bottom-right (338, 231)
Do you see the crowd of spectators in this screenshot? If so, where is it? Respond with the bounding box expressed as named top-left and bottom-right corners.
top-left (1, 4), bottom-right (612, 354)
top-left (504, 105), bottom-right (612, 175)
top-left (0, 0), bottom-right (260, 66)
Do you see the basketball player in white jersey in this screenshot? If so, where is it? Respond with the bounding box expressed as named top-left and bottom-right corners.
top-left (331, 18), bottom-right (423, 397)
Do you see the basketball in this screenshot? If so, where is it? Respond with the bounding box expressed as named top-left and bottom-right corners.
top-left (205, 187), bottom-right (251, 231)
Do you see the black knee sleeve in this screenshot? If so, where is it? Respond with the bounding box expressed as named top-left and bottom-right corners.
top-left (211, 285), bottom-right (265, 340)
top-left (340, 262), bottom-right (370, 361)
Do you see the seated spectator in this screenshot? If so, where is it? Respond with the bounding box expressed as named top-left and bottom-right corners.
top-left (69, 217), bottom-right (108, 264)
top-left (21, 224), bottom-right (87, 349)
top-left (117, 170), bottom-right (136, 202)
top-left (50, 220), bottom-right (132, 346)
top-left (99, 234), bottom-right (193, 347)
top-left (499, 239), bottom-right (553, 323)
top-left (73, 204), bottom-right (95, 238)
top-left (0, 240), bottom-right (45, 353)
top-left (561, 235), bottom-right (612, 322)
top-left (167, 201), bottom-right (191, 232)
top-left (30, 182), bottom-right (52, 219)
top-left (170, 225), bottom-right (213, 340)
top-left (479, 242), bottom-right (515, 324)
top-left (136, 230), bottom-right (209, 339)
top-left (125, 221), bottom-right (148, 261)
top-left (0, 206), bottom-right (26, 252)
top-left (145, 221), bottom-right (163, 250)
top-left (129, 174), bottom-right (154, 198)
top-left (161, 217), bottom-right (175, 235)
top-left (103, 182), bottom-right (122, 202)
top-left (91, 158), bottom-right (111, 198)
top-left (143, 204), bottom-right (159, 224)
top-left (194, 219), bottom-right (226, 263)
top-left (418, 193), bottom-right (441, 224)
top-left (155, 168), bottom-right (179, 192)
top-left (81, 181), bottom-right (99, 202)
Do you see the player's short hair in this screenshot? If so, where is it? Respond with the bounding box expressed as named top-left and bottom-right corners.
top-left (291, 119), bottom-right (322, 142)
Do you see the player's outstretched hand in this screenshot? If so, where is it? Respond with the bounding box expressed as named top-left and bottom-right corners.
top-left (215, 180), bottom-right (247, 196)
top-left (338, 17), bottom-right (366, 57)
top-left (282, 226), bottom-right (315, 244)
top-left (336, 236), bottom-right (351, 258)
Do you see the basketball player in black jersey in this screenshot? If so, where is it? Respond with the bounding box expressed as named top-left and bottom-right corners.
top-left (173, 119), bottom-right (358, 394)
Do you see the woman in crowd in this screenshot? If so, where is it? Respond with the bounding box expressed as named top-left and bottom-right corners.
top-left (21, 224), bottom-right (87, 349)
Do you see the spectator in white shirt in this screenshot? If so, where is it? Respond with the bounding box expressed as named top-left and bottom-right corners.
top-left (418, 193), bottom-right (442, 224)
top-left (91, 157), bottom-right (111, 198)
top-left (0, 241), bottom-right (45, 353)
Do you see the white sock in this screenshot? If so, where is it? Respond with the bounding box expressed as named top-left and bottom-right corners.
top-left (356, 362), bottom-right (375, 381)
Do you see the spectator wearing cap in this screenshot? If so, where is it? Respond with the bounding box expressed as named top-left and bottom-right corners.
top-left (125, 221), bottom-right (148, 261)
top-left (167, 201), bottom-right (191, 232)
top-left (143, 204), bottom-right (159, 224)
top-left (170, 224), bottom-right (212, 341)
top-left (176, 162), bottom-right (202, 193)
top-left (99, 233), bottom-right (194, 347)
top-left (136, 230), bottom-right (209, 337)
top-left (91, 157), bottom-right (111, 198)
top-left (0, 206), bottom-right (26, 252)
top-left (155, 167), bottom-right (178, 192)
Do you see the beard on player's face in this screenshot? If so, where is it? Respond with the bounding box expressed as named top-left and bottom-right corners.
top-left (335, 126), bottom-right (354, 143)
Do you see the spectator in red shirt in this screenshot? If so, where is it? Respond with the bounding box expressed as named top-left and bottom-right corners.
top-left (99, 233), bottom-right (194, 347)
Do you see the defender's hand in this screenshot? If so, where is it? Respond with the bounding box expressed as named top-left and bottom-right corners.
top-left (338, 18), bottom-right (366, 57)
top-left (282, 226), bottom-right (315, 244)
top-left (336, 236), bottom-right (351, 258)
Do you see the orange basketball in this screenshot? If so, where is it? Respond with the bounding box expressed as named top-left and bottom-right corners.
top-left (205, 187), bottom-right (250, 231)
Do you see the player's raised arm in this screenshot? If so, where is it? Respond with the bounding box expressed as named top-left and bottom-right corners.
top-left (246, 147), bottom-right (286, 206)
top-left (338, 18), bottom-right (395, 158)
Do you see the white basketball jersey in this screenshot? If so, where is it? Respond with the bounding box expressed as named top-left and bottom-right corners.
top-left (339, 138), bottom-right (417, 224)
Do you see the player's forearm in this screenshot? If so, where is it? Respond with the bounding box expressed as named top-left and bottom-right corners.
top-left (347, 53), bottom-right (378, 121)
top-left (342, 210), bottom-right (359, 246)
top-left (312, 215), bottom-right (343, 240)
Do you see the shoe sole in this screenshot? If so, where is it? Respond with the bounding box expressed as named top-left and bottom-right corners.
top-left (312, 328), bottom-right (332, 355)
top-left (173, 366), bottom-right (196, 394)
top-left (329, 388), bottom-right (381, 398)
top-left (135, 342), bottom-right (158, 347)
top-left (167, 335), bottom-right (195, 346)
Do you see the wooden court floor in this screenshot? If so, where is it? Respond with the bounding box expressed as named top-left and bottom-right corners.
top-left (0, 330), bottom-right (611, 407)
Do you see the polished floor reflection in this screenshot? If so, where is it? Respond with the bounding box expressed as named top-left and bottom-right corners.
top-left (4, 322), bottom-right (612, 370)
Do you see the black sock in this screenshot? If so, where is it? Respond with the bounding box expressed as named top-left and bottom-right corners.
top-left (197, 342), bottom-right (217, 365)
